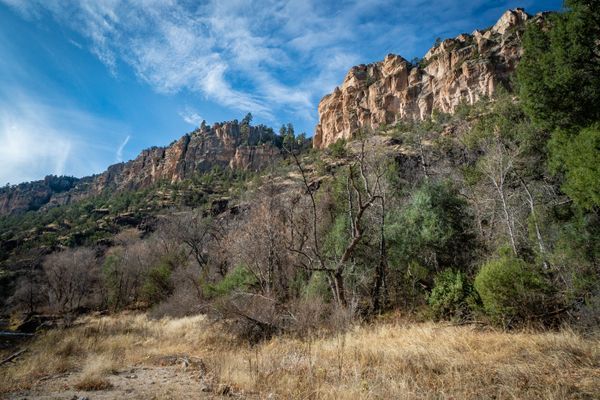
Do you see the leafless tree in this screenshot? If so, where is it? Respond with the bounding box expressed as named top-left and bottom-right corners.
top-left (226, 176), bottom-right (291, 300)
top-left (161, 211), bottom-right (222, 272)
top-left (8, 249), bottom-right (47, 314)
top-left (43, 247), bottom-right (99, 313)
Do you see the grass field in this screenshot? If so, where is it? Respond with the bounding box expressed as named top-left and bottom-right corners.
top-left (1, 313), bottom-right (598, 399)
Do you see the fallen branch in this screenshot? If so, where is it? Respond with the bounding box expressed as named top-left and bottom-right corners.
top-left (1, 348), bottom-right (27, 366)
top-left (0, 331), bottom-right (35, 337)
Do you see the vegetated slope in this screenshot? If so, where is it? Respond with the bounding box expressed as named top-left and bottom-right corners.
top-left (0, 119), bottom-right (308, 308)
top-left (1, 1), bottom-right (599, 370)
top-left (0, 118), bottom-right (294, 217)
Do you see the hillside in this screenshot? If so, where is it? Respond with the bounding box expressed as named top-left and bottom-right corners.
top-left (0, 119), bottom-right (292, 217)
top-left (1, 3), bottom-right (599, 399)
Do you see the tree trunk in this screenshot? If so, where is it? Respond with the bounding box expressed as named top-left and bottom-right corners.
top-left (329, 271), bottom-right (347, 307)
top-left (496, 183), bottom-right (518, 255)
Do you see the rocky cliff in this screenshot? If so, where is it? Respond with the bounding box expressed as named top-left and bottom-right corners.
top-left (313, 9), bottom-right (534, 148)
top-left (0, 121), bottom-right (281, 216)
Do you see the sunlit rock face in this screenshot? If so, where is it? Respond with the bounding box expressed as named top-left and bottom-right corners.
top-left (0, 122), bottom-right (280, 215)
top-left (89, 122), bottom-right (279, 193)
top-left (314, 8), bottom-right (532, 149)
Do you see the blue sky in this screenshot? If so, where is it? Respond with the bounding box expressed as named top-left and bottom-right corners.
top-left (0, 0), bottom-right (563, 185)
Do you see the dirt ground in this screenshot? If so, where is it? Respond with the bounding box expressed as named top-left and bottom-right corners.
top-left (4, 363), bottom-right (243, 399)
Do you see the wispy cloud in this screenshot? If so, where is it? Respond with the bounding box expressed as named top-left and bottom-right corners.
top-left (0, 0), bottom-right (555, 125)
top-left (179, 107), bottom-right (204, 127)
top-left (0, 90), bottom-right (130, 185)
top-left (68, 38), bottom-right (83, 49)
top-left (116, 135), bottom-right (130, 162)
top-left (0, 0), bottom-right (403, 121)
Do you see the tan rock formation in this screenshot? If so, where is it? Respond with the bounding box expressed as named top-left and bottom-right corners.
top-left (313, 9), bottom-right (532, 148)
top-left (0, 121), bottom-right (281, 215)
top-left (87, 122), bottom-right (279, 193)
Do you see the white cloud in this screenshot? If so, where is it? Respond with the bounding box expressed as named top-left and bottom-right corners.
top-left (116, 135), bottom-right (131, 162)
top-left (0, 0), bottom-right (363, 121)
top-left (0, 91), bottom-right (130, 185)
top-left (179, 107), bottom-right (204, 127)
top-left (0, 0), bottom-right (531, 126)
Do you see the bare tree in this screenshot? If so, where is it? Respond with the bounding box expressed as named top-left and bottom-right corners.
top-left (478, 138), bottom-right (519, 255)
top-left (8, 249), bottom-right (47, 314)
top-left (162, 211), bottom-right (222, 272)
top-left (286, 140), bottom-right (385, 306)
top-left (226, 176), bottom-right (291, 299)
top-left (43, 247), bottom-right (99, 313)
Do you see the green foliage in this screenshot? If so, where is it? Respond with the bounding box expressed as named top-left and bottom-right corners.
top-left (428, 269), bottom-right (473, 320)
top-left (460, 164), bottom-right (484, 186)
top-left (467, 91), bottom-right (537, 148)
top-left (517, 1), bottom-right (600, 131)
top-left (204, 266), bottom-right (257, 298)
top-left (549, 210), bottom-right (600, 303)
top-left (241, 113), bottom-right (253, 126)
top-left (142, 262), bottom-right (173, 305)
top-left (329, 138), bottom-right (347, 158)
top-left (323, 214), bottom-right (350, 259)
top-left (432, 109), bottom-right (451, 125)
top-left (465, 92), bottom-right (547, 178)
top-left (474, 253), bottom-right (548, 326)
top-left (549, 124), bottom-right (600, 210)
top-left (389, 120), bottom-right (415, 136)
top-left (365, 72), bottom-right (377, 86)
top-left (303, 272), bottom-right (332, 302)
top-left (410, 57), bottom-right (422, 68)
top-left (44, 175), bottom-right (79, 193)
top-left (386, 181), bottom-right (476, 272)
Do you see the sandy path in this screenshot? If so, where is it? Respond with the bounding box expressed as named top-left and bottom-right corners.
top-left (4, 365), bottom-right (241, 399)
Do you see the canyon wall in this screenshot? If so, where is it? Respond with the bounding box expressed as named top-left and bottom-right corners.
top-left (313, 9), bottom-right (532, 148)
top-left (0, 122), bottom-right (280, 215)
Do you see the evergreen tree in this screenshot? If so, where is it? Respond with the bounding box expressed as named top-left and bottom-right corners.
top-left (517, 0), bottom-right (600, 131)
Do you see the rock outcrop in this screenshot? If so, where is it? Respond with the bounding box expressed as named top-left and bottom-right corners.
top-left (0, 176), bottom-right (79, 215)
top-left (0, 121), bottom-right (281, 216)
top-left (313, 8), bottom-right (532, 148)
top-left (87, 121), bottom-right (279, 194)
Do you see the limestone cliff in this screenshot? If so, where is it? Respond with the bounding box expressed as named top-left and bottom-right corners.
top-left (314, 9), bottom-right (533, 148)
top-left (0, 121), bottom-right (281, 216)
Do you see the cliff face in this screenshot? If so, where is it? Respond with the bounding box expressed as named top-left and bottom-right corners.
top-left (313, 9), bottom-right (532, 148)
top-left (0, 122), bottom-right (281, 216)
top-left (88, 122), bottom-right (279, 194)
top-left (0, 176), bottom-right (79, 215)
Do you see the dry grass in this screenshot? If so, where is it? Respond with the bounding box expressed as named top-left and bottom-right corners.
top-left (1, 312), bottom-right (598, 399)
top-left (73, 375), bottom-right (113, 391)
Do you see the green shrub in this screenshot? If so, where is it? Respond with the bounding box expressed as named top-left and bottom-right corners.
top-left (303, 271), bottom-right (332, 302)
top-left (142, 262), bottom-right (173, 305)
top-left (204, 266), bottom-right (256, 298)
top-left (550, 124), bottom-right (600, 210)
top-left (428, 269), bottom-right (472, 320)
top-left (329, 139), bottom-right (347, 158)
top-left (474, 255), bottom-right (547, 327)
top-left (386, 181), bottom-right (476, 273)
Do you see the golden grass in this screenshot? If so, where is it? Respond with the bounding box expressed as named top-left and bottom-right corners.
top-left (1, 313), bottom-right (598, 399)
top-left (73, 375), bottom-right (113, 391)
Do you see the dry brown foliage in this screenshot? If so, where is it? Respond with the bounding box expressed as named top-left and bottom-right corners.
top-left (1, 313), bottom-right (598, 399)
